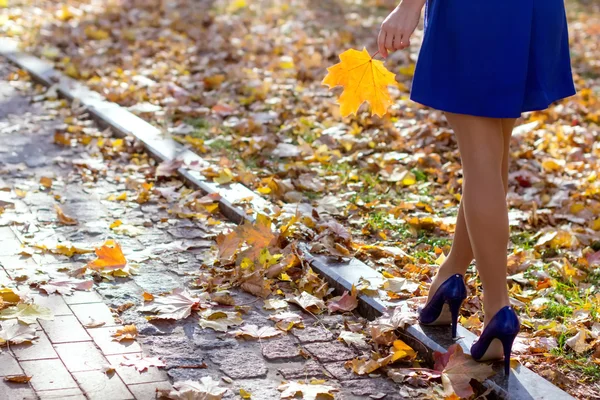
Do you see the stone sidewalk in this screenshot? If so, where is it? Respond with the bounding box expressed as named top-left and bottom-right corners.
top-left (0, 59), bottom-right (419, 400)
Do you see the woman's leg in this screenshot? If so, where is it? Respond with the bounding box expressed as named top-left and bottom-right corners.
top-left (432, 112), bottom-right (511, 326)
top-left (426, 118), bottom-right (517, 308)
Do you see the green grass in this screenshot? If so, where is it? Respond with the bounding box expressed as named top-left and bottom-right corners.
top-left (416, 235), bottom-right (452, 248)
top-left (411, 168), bottom-right (428, 182)
top-left (539, 301), bottom-right (574, 320)
top-left (551, 333), bottom-right (600, 380)
top-left (364, 211), bottom-right (410, 236)
top-left (510, 231), bottom-right (538, 250)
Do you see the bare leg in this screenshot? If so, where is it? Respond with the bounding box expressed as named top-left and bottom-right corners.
top-left (426, 118), bottom-right (516, 309)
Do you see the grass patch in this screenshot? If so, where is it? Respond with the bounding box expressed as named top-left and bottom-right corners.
top-left (539, 301), bottom-right (574, 320)
top-left (510, 231), bottom-right (538, 250)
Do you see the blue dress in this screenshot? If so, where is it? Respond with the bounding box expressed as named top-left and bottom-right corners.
top-left (410, 0), bottom-right (577, 118)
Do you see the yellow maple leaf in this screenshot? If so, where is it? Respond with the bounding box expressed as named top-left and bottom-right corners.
top-left (87, 240), bottom-right (127, 271)
top-left (322, 48), bottom-right (397, 117)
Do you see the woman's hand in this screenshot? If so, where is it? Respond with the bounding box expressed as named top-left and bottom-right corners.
top-left (377, 0), bottom-right (425, 58)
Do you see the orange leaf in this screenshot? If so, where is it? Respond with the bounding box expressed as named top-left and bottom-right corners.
top-left (55, 205), bottom-right (77, 225)
top-left (322, 48), bottom-right (397, 117)
top-left (87, 240), bottom-right (127, 271)
top-left (4, 375), bottom-right (31, 383)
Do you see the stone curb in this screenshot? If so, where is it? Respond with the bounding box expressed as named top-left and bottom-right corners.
top-left (0, 39), bottom-right (574, 400)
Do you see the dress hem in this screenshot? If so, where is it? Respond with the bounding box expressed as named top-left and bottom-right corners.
top-left (409, 89), bottom-right (577, 119)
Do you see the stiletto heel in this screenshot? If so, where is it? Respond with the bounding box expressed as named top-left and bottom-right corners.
top-left (470, 306), bottom-right (520, 376)
top-left (419, 274), bottom-right (467, 339)
top-left (502, 335), bottom-right (516, 375)
top-left (448, 297), bottom-right (462, 339)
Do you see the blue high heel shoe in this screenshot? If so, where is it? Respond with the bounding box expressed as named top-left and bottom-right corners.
top-left (470, 305), bottom-right (520, 375)
top-left (418, 274), bottom-right (467, 339)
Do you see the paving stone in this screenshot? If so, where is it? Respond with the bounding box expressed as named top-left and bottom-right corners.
top-left (261, 334), bottom-right (302, 361)
top-left (38, 388), bottom-right (86, 400)
top-left (304, 341), bottom-right (357, 362)
top-left (132, 271), bottom-right (181, 293)
top-left (0, 238), bottom-right (20, 256)
top-left (209, 349), bottom-right (267, 379)
top-left (0, 255), bottom-right (37, 270)
top-left (0, 227), bottom-right (17, 241)
top-left (193, 333), bottom-right (238, 350)
top-left (73, 370), bottom-right (134, 400)
top-left (233, 378), bottom-right (283, 399)
top-left (62, 290), bottom-right (103, 305)
top-left (31, 293), bottom-right (72, 316)
top-left (87, 326), bottom-right (142, 355)
top-left (20, 359), bottom-right (78, 391)
top-left (39, 315), bottom-right (90, 343)
top-left (54, 341), bottom-right (108, 372)
top-left (142, 334), bottom-right (206, 368)
top-left (105, 354), bottom-right (168, 385)
top-left (70, 302), bottom-right (118, 327)
top-left (291, 326), bottom-right (335, 343)
top-left (0, 269), bottom-right (13, 287)
top-left (11, 330), bottom-right (58, 361)
top-left (0, 352), bottom-right (22, 376)
top-left (0, 380), bottom-right (37, 400)
top-left (127, 381), bottom-right (172, 400)
top-left (277, 360), bottom-right (332, 380)
top-left (341, 378), bottom-right (400, 398)
top-left (323, 361), bottom-right (367, 381)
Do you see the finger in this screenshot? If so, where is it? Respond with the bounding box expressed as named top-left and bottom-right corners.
top-left (394, 31), bottom-right (404, 50)
top-left (399, 33), bottom-right (411, 50)
top-left (385, 32), bottom-right (395, 56)
top-left (377, 29), bottom-right (388, 58)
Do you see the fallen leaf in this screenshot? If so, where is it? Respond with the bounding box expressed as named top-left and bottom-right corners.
top-left (87, 240), bottom-right (127, 271)
top-left (0, 320), bottom-right (38, 344)
top-left (289, 291), bottom-right (326, 314)
top-left (55, 205), bottom-right (77, 225)
top-left (322, 47), bottom-right (397, 117)
top-left (566, 330), bottom-right (590, 354)
top-left (239, 388), bottom-right (252, 399)
top-left (120, 355), bottom-right (166, 372)
top-left (0, 304), bottom-right (54, 324)
top-left (278, 381), bottom-right (338, 400)
top-left (263, 298), bottom-right (288, 310)
top-left (156, 158), bottom-right (184, 177)
top-left (169, 377), bottom-right (227, 400)
top-left (198, 310), bottom-right (243, 332)
top-left (327, 287), bottom-right (358, 313)
top-left (142, 292), bottom-right (154, 302)
top-left (140, 288), bottom-right (203, 320)
top-left (230, 324), bottom-right (282, 340)
top-left (338, 331), bottom-right (368, 348)
top-left (40, 176), bottom-right (53, 189)
top-left (112, 325), bottom-right (138, 341)
top-left (84, 318), bottom-right (106, 328)
top-left (433, 344), bottom-right (495, 398)
top-left (40, 279), bottom-right (93, 295)
top-left (348, 354), bottom-right (393, 375)
top-left (4, 375), bottom-right (32, 383)
top-left (391, 340), bottom-right (417, 362)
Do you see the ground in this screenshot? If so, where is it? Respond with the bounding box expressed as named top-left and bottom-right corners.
top-left (1, 0), bottom-right (600, 399)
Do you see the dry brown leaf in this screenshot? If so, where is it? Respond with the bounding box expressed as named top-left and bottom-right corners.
top-left (111, 325), bottom-right (138, 341)
top-left (4, 375), bottom-right (32, 383)
top-left (230, 324), bottom-right (282, 340)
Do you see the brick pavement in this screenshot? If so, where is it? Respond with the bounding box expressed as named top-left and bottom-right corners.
top-left (0, 59), bottom-right (422, 399)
